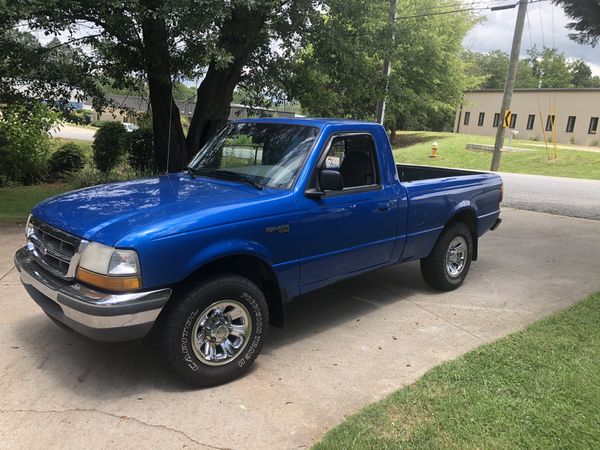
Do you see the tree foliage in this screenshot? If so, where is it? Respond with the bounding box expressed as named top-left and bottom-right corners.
top-left (465, 47), bottom-right (600, 90)
top-left (9, 0), bottom-right (318, 172)
top-left (553, 0), bottom-right (600, 47)
top-left (290, 0), bottom-right (478, 132)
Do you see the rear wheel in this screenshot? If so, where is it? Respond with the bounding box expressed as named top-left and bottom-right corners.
top-left (156, 273), bottom-right (269, 386)
top-left (420, 222), bottom-right (473, 291)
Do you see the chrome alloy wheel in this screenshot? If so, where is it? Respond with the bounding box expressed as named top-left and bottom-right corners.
top-left (191, 300), bottom-right (252, 366)
top-left (445, 236), bottom-right (467, 277)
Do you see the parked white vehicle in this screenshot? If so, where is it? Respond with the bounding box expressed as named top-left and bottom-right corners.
top-left (122, 122), bottom-right (139, 132)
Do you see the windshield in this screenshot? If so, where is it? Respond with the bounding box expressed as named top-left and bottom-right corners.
top-left (188, 122), bottom-right (320, 189)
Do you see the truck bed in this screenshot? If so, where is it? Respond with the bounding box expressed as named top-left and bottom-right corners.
top-left (397, 164), bottom-right (485, 182)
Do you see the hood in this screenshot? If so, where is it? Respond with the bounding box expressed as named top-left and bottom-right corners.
top-left (32, 173), bottom-right (289, 246)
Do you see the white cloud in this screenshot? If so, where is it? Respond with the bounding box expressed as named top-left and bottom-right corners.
top-left (464, 2), bottom-right (600, 75)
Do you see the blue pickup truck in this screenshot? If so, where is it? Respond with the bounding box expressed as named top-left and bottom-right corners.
top-left (15, 118), bottom-right (502, 386)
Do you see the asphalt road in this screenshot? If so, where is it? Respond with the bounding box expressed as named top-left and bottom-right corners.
top-left (500, 172), bottom-right (600, 220)
top-left (51, 124), bottom-right (96, 142)
top-left (2, 208), bottom-right (600, 449)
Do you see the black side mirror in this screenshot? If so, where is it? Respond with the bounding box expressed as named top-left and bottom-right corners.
top-left (319, 169), bottom-right (344, 191)
top-left (305, 169), bottom-right (344, 199)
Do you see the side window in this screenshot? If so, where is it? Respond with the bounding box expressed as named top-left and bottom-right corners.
top-left (322, 134), bottom-right (378, 189)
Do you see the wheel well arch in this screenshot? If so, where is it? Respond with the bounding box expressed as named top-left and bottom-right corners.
top-left (178, 254), bottom-right (285, 327)
top-left (446, 208), bottom-right (479, 260)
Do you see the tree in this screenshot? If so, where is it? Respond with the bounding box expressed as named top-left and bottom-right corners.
top-left (466, 47), bottom-right (595, 90)
top-left (527, 47), bottom-right (572, 88)
top-left (9, 0), bottom-right (317, 172)
top-left (553, 0), bottom-right (600, 46)
top-left (290, 0), bottom-right (478, 132)
top-left (569, 59), bottom-right (600, 87)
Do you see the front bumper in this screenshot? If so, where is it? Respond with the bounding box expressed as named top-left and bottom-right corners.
top-left (14, 247), bottom-right (171, 342)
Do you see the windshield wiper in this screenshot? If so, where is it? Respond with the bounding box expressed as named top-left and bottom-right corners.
top-left (187, 167), bottom-right (263, 190)
top-left (185, 165), bottom-right (199, 178)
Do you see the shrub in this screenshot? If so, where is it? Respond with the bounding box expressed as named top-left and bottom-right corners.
top-left (126, 127), bottom-right (155, 171)
top-left (590, 139), bottom-right (599, 147)
top-left (0, 103), bottom-right (57, 184)
top-left (93, 122), bottom-right (126, 172)
top-left (70, 166), bottom-right (152, 189)
top-left (90, 119), bottom-right (112, 128)
top-left (49, 143), bottom-right (85, 177)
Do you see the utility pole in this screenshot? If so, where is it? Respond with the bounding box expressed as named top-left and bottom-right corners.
top-left (376, 0), bottom-right (398, 125)
top-left (490, 0), bottom-right (528, 171)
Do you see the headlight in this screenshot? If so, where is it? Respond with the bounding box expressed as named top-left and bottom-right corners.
top-left (25, 214), bottom-right (33, 240)
top-left (76, 242), bottom-right (141, 291)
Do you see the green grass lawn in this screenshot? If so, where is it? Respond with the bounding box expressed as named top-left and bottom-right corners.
top-left (0, 183), bottom-right (69, 223)
top-left (314, 291), bottom-right (600, 449)
top-left (394, 131), bottom-right (600, 180)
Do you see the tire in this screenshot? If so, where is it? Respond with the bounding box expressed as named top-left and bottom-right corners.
top-left (156, 273), bottom-right (269, 387)
top-left (420, 222), bottom-right (473, 291)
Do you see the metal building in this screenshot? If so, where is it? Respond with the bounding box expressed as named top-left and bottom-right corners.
top-left (454, 88), bottom-right (600, 146)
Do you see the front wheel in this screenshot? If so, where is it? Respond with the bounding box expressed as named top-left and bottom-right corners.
top-left (156, 274), bottom-right (269, 387)
top-left (420, 222), bottom-right (473, 291)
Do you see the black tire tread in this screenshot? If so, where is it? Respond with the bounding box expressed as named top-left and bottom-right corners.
top-left (420, 222), bottom-right (473, 291)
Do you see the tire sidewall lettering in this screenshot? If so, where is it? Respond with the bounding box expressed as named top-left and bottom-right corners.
top-left (179, 289), bottom-right (265, 372)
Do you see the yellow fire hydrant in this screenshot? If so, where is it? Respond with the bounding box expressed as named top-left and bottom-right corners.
top-left (431, 141), bottom-right (439, 157)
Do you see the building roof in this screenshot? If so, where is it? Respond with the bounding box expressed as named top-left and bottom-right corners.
top-left (466, 88), bottom-right (600, 93)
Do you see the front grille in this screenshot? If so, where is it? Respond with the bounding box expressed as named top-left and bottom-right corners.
top-left (27, 217), bottom-right (82, 279)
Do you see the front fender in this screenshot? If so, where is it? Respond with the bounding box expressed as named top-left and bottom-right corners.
top-left (180, 238), bottom-right (276, 282)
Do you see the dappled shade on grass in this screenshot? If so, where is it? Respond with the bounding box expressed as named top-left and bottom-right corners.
top-left (315, 292), bottom-right (600, 449)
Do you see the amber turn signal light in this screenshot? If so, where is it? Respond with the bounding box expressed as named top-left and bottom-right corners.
top-left (76, 268), bottom-right (141, 291)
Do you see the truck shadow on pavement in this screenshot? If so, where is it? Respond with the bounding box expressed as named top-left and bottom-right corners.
top-left (12, 261), bottom-right (432, 396)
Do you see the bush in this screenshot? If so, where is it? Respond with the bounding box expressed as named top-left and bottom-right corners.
top-left (0, 103), bottom-right (57, 184)
top-left (126, 127), bottom-right (155, 171)
top-left (90, 119), bottom-right (112, 128)
top-left (49, 143), bottom-right (85, 177)
top-left (93, 122), bottom-right (126, 172)
top-left (70, 166), bottom-right (153, 189)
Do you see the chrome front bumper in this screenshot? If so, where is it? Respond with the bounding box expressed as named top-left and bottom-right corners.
top-left (15, 247), bottom-right (171, 342)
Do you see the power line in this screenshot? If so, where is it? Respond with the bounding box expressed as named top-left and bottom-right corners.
top-left (394, 0), bottom-right (546, 21)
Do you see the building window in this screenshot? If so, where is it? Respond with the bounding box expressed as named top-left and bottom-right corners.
top-left (589, 117), bottom-right (598, 134)
top-left (478, 112), bottom-right (485, 126)
top-left (493, 113), bottom-right (500, 127)
top-left (464, 112), bottom-right (470, 126)
top-left (546, 115), bottom-right (555, 132)
top-left (566, 116), bottom-right (576, 133)
top-left (509, 114), bottom-right (517, 129)
top-left (526, 114), bottom-right (535, 130)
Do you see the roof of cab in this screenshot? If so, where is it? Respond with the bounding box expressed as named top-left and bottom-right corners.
top-left (231, 117), bottom-right (381, 129)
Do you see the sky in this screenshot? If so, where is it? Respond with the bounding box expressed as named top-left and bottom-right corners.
top-left (464, 1), bottom-right (600, 76)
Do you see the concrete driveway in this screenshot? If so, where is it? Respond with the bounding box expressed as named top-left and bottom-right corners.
top-left (1, 208), bottom-right (600, 449)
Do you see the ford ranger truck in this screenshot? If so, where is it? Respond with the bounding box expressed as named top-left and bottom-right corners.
top-left (15, 118), bottom-right (502, 386)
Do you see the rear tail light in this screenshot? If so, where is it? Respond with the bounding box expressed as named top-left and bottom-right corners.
top-left (499, 183), bottom-right (504, 203)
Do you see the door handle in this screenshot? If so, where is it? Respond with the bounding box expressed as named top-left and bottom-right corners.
top-left (378, 201), bottom-right (391, 212)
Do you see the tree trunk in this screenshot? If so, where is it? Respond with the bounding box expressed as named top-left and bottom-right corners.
top-left (141, 0), bottom-right (187, 172)
top-left (186, 7), bottom-right (267, 158)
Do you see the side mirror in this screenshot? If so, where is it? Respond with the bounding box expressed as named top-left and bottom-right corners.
top-left (305, 169), bottom-right (344, 199)
top-left (320, 169), bottom-right (344, 191)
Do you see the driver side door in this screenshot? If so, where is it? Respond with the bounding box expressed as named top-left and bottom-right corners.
top-left (296, 132), bottom-right (400, 293)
